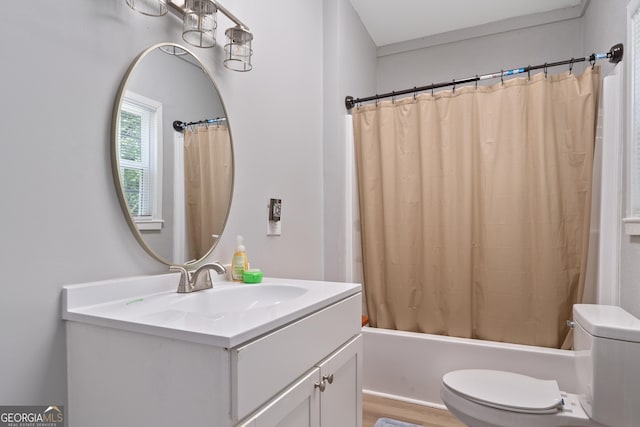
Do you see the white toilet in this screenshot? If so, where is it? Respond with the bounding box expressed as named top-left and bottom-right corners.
top-left (440, 304), bottom-right (640, 427)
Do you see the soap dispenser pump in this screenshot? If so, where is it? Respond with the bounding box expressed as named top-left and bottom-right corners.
top-left (231, 235), bottom-right (249, 282)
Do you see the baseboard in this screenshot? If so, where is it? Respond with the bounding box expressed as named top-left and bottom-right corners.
top-left (363, 389), bottom-right (448, 411)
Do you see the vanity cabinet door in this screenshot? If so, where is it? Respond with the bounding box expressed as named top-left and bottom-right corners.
top-left (237, 368), bottom-right (321, 427)
top-left (318, 335), bottom-right (363, 427)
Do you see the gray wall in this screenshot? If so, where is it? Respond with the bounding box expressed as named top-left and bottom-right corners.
top-left (323, 0), bottom-right (377, 282)
top-left (377, 18), bottom-right (583, 94)
top-left (582, 0), bottom-right (627, 79)
top-left (0, 0), bottom-right (326, 407)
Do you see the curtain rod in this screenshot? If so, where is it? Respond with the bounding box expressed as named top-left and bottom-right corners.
top-left (173, 117), bottom-right (227, 132)
top-left (345, 43), bottom-right (624, 110)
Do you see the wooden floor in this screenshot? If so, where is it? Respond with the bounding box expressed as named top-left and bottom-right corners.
top-left (363, 393), bottom-right (465, 427)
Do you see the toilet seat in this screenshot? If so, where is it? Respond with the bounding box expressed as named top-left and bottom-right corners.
top-left (442, 370), bottom-right (563, 414)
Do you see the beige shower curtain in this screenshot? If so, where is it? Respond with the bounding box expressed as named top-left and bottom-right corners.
top-left (352, 67), bottom-right (600, 348)
top-left (184, 125), bottom-right (232, 260)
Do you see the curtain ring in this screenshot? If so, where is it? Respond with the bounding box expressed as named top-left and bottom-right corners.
top-left (527, 66), bottom-right (531, 81)
top-left (375, 95), bottom-right (379, 107)
top-left (391, 91), bottom-right (395, 104)
top-left (569, 58), bottom-right (574, 75)
top-left (590, 54), bottom-right (596, 70)
top-left (475, 75), bottom-right (478, 90)
top-left (544, 63), bottom-right (548, 79)
top-left (431, 84), bottom-right (434, 97)
top-left (452, 79), bottom-right (456, 94)
top-left (413, 87), bottom-right (417, 101)
top-left (500, 70), bottom-right (504, 86)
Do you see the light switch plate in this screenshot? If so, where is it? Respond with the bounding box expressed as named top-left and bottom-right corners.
top-left (267, 198), bottom-right (282, 236)
top-left (267, 220), bottom-right (281, 236)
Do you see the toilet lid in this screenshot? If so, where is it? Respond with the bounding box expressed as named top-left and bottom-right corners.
top-left (442, 370), bottom-right (563, 414)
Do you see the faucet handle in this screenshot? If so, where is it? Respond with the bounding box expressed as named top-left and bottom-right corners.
top-left (169, 265), bottom-right (192, 293)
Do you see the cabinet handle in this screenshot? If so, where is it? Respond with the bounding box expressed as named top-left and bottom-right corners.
top-left (322, 374), bottom-right (334, 384)
top-left (314, 380), bottom-right (326, 392)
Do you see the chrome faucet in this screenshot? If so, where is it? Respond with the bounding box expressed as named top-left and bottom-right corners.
top-left (169, 262), bottom-right (227, 293)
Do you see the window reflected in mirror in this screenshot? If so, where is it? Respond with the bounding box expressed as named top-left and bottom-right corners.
top-left (118, 91), bottom-right (164, 230)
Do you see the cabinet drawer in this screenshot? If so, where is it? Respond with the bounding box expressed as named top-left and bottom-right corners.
top-left (231, 293), bottom-right (361, 422)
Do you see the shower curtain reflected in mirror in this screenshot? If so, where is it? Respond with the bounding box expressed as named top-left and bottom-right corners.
top-left (184, 125), bottom-right (232, 260)
top-left (352, 67), bottom-right (600, 349)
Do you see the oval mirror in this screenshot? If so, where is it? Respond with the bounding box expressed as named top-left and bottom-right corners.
top-left (111, 43), bottom-right (233, 266)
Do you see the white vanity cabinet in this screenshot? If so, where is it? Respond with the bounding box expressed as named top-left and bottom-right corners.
top-left (238, 335), bottom-right (362, 427)
top-left (64, 277), bottom-right (362, 427)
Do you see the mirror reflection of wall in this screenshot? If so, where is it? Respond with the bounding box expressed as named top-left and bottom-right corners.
top-left (114, 44), bottom-right (231, 266)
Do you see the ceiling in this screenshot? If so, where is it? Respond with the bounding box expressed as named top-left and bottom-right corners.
top-left (349, 0), bottom-right (585, 47)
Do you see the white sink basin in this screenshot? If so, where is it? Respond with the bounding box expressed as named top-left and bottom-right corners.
top-left (170, 284), bottom-right (308, 316)
top-left (62, 275), bottom-right (360, 347)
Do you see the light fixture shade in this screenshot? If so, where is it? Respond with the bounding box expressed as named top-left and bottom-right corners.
top-left (125, 0), bottom-right (168, 16)
top-left (224, 25), bottom-right (253, 72)
top-left (182, 0), bottom-right (217, 48)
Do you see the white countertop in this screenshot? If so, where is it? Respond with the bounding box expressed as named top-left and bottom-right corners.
top-left (62, 273), bottom-right (361, 348)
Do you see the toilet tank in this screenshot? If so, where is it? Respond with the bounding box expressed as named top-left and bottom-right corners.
top-left (573, 304), bottom-right (640, 427)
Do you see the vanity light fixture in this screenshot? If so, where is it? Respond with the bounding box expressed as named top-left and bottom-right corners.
top-left (182, 0), bottom-right (217, 48)
top-left (125, 0), bottom-right (253, 71)
top-left (224, 25), bottom-right (253, 72)
top-left (126, 0), bottom-right (168, 17)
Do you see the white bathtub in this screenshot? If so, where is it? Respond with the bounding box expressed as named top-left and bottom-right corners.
top-left (362, 326), bottom-right (576, 409)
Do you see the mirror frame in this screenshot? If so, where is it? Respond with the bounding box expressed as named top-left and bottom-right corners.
top-left (111, 42), bottom-right (234, 266)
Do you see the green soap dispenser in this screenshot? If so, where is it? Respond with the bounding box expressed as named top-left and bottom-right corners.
top-left (231, 235), bottom-right (249, 282)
